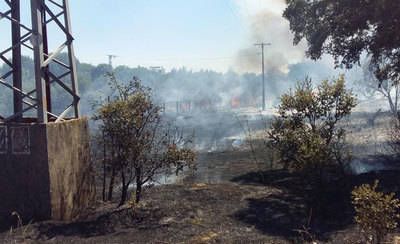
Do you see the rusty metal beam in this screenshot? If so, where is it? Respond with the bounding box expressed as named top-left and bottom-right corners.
top-left (31, 0), bottom-right (47, 123)
top-left (42, 6), bottom-right (52, 113)
top-left (1, 0), bottom-right (80, 123)
top-left (11, 0), bottom-right (22, 121)
top-left (63, 0), bottom-right (80, 118)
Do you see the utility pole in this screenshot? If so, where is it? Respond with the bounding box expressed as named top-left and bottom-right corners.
top-left (255, 42), bottom-right (271, 111)
top-left (107, 54), bottom-right (117, 68)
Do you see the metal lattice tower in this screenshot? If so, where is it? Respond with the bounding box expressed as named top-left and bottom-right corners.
top-left (0, 0), bottom-right (80, 123)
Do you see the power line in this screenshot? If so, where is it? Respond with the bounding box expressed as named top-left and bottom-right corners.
top-left (255, 42), bottom-right (271, 111)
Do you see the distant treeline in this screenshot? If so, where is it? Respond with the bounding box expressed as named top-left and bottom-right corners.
top-left (0, 53), bottom-right (354, 117)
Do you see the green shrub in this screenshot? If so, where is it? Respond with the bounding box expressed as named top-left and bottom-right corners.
top-left (94, 74), bottom-right (196, 205)
top-left (352, 180), bottom-right (400, 244)
top-left (268, 76), bottom-right (357, 180)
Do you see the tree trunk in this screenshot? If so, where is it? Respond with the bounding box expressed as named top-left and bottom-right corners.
top-left (387, 92), bottom-right (396, 117)
top-left (107, 136), bottom-right (116, 201)
top-left (119, 170), bottom-right (128, 206)
top-left (135, 167), bottom-right (142, 203)
top-left (102, 163), bottom-right (106, 201)
top-left (102, 133), bottom-right (107, 201)
top-left (107, 166), bottom-right (116, 201)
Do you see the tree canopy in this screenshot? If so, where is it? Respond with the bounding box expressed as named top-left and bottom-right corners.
top-left (269, 76), bottom-right (357, 174)
top-left (94, 75), bottom-right (196, 205)
top-left (283, 0), bottom-right (400, 83)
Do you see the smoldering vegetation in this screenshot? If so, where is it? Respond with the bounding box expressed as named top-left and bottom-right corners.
top-left (0, 52), bottom-right (358, 139)
top-left (0, 46), bottom-right (393, 186)
top-left (0, 53), bottom-right (389, 163)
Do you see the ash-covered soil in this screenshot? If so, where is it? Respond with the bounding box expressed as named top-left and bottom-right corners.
top-left (3, 168), bottom-right (400, 244)
top-left (2, 111), bottom-right (400, 243)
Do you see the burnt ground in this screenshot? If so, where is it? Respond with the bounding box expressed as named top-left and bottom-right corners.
top-left (2, 148), bottom-right (400, 244)
top-left (2, 112), bottom-right (400, 243)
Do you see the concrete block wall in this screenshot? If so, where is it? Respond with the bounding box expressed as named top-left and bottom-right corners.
top-left (0, 118), bottom-right (95, 228)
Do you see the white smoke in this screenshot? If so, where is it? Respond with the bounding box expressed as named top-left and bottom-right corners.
top-left (232, 0), bottom-right (307, 73)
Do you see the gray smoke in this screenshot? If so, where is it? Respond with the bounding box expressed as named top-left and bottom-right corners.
top-left (233, 2), bottom-right (306, 74)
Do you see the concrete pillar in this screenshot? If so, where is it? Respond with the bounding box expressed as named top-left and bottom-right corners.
top-left (0, 118), bottom-right (95, 228)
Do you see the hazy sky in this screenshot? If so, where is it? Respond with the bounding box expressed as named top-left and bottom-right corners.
top-left (68, 0), bottom-right (300, 72)
top-left (1, 0), bottom-right (308, 72)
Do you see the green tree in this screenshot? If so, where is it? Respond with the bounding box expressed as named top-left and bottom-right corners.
top-left (283, 0), bottom-right (400, 83)
top-left (269, 76), bottom-right (357, 180)
top-left (269, 76), bottom-right (357, 222)
top-left (94, 74), bottom-right (195, 205)
top-left (91, 64), bottom-right (112, 81)
top-left (358, 61), bottom-right (400, 120)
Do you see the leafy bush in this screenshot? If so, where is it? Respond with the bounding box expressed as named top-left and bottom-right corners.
top-left (94, 74), bottom-right (196, 205)
top-left (352, 180), bottom-right (400, 244)
top-left (268, 76), bottom-right (357, 180)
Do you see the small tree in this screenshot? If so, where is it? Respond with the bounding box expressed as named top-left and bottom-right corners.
top-left (352, 180), bottom-right (400, 244)
top-left (269, 76), bottom-right (357, 181)
top-left (94, 74), bottom-right (196, 206)
top-left (357, 61), bottom-right (400, 121)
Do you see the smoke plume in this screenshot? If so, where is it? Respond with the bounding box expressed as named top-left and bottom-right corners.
top-left (233, 0), bottom-right (307, 74)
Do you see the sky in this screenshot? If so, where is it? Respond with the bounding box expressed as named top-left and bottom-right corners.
top-left (0, 0), bottom-right (312, 73)
top-left (68, 0), bottom-right (306, 72)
